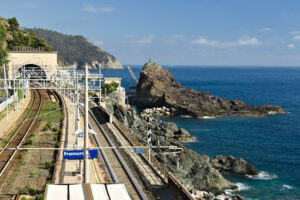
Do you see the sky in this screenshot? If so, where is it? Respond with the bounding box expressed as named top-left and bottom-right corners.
top-left (1, 0), bottom-right (300, 66)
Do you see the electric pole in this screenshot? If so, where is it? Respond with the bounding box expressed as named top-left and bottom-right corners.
top-left (84, 65), bottom-right (89, 183)
top-left (3, 64), bottom-right (8, 121)
top-left (98, 65), bottom-right (101, 107)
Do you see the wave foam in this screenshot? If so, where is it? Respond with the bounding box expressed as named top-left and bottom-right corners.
top-left (201, 116), bottom-right (215, 119)
top-left (224, 189), bottom-right (233, 196)
top-left (247, 171), bottom-right (278, 180)
top-left (225, 182), bottom-right (251, 195)
top-left (282, 184), bottom-right (294, 190)
top-left (236, 182), bottom-right (251, 191)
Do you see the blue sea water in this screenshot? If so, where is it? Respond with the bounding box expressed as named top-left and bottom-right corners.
top-left (102, 66), bottom-right (300, 200)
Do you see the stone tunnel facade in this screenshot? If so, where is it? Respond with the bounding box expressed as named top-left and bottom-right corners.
top-left (7, 51), bottom-right (58, 79)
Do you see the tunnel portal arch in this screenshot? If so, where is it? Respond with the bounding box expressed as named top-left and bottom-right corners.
top-left (17, 64), bottom-right (47, 80)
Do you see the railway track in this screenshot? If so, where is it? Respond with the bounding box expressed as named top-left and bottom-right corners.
top-left (108, 121), bottom-right (164, 186)
top-left (49, 90), bottom-right (68, 184)
top-left (0, 89), bottom-right (42, 180)
top-left (80, 107), bottom-right (146, 200)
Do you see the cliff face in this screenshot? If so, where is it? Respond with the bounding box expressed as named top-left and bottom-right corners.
top-left (24, 28), bottom-right (123, 69)
top-left (136, 62), bottom-right (285, 118)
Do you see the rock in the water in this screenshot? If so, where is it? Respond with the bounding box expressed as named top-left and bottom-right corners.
top-left (136, 61), bottom-right (285, 118)
top-left (210, 155), bottom-right (258, 176)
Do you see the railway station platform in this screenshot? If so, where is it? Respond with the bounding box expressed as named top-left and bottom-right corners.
top-left (53, 93), bottom-right (101, 184)
top-left (45, 183), bottom-right (131, 200)
top-left (0, 92), bottom-right (32, 141)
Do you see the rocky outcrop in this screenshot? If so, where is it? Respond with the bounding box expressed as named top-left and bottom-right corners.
top-left (103, 95), bottom-right (258, 196)
top-left (136, 62), bottom-right (285, 118)
top-left (210, 155), bottom-right (258, 176)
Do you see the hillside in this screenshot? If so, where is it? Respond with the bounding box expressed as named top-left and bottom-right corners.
top-left (0, 17), bottom-right (51, 97)
top-left (24, 28), bottom-right (122, 69)
top-left (0, 17), bottom-right (51, 66)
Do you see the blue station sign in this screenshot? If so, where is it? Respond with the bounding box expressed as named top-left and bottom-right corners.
top-left (133, 149), bottom-right (144, 154)
top-left (78, 132), bottom-right (83, 138)
top-left (63, 149), bottom-right (98, 160)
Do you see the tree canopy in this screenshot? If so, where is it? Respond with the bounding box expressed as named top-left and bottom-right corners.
top-left (0, 21), bottom-right (7, 65)
top-left (102, 82), bottom-right (119, 94)
top-left (0, 17), bottom-right (52, 66)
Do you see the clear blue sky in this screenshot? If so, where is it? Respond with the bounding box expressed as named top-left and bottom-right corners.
top-left (1, 0), bottom-right (300, 66)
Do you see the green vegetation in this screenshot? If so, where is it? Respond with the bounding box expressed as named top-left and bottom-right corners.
top-left (42, 122), bottom-right (52, 131)
top-left (21, 184), bottom-right (38, 195)
top-left (102, 81), bottom-right (119, 94)
top-left (0, 20), bottom-right (8, 65)
top-left (38, 100), bottom-right (63, 122)
top-left (18, 154), bottom-right (23, 160)
top-left (7, 17), bottom-right (19, 30)
top-left (26, 139), bottom-right (33, 145)
top-left (36, 193), bottom-right (44, 200)
top-left (24, 28), bottom-right (117, 68)
top-left (29, 170), bottom-right (38, 178)
top-left (0, 17), bottom-right (52, 65)
top-left (44, 161), bottom-right (53, 169)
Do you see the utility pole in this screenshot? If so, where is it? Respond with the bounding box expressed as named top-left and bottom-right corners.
top-left (75, 70), bottom-right (80, 147)
top-left (147, 127), bottom-right (152, 164)
top-left (98, 65), bottom-right (101, 107)
top-left (22, 65), bottom-right (25, 103)
top-left (84, 64), bottom-right (89, 183)
top-left (3, 64), bottom-right (8, 121)
top-left (13, 78), bottom-right (16, 111)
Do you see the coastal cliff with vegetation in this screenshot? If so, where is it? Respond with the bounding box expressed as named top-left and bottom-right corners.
top-left (104, 95), bottom-right (258, 199)
top-left (136, 62), bottom-right (285, 118)
top-left (24, 28), bottom-right (122, 69)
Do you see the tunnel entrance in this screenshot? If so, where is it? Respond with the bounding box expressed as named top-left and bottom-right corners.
top-left (17, 64), bottom-right (47, 79)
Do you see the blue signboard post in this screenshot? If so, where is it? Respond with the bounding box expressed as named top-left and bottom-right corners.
top-left (63, 149), bottom-right (98, 160)
top-left (133, 149), bottom-right (144, 154)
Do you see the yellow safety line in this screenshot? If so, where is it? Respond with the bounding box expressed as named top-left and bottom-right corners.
top-left (91, 159), bottom-right (100, 183)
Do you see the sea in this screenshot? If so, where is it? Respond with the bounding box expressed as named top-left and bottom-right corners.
top-left (100, 66), bottom-right (300, 200)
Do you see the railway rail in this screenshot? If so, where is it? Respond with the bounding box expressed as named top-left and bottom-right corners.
top-left (108, 121), bottom-right (164, 186)
top-left (49, 90), bottom-right (68, 184)
top-left (0, 89), bottom-right (42, 180)
top-left (79, 107), bottom-right (147, 200)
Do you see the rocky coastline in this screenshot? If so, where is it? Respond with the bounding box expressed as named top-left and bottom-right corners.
top-left (136, 62), bottom-right (286, 118)
top-left (104, 95), bottom-right (259, 199)
top-left (102, 61), bottom-right (287, 199)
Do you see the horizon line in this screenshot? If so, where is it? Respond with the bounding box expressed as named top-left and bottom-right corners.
top-left (122, 64), bottom-right (300, 68)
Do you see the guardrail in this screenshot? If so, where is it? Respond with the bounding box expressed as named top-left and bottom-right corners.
top-left (99, 106), bottom-right (195, 200)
